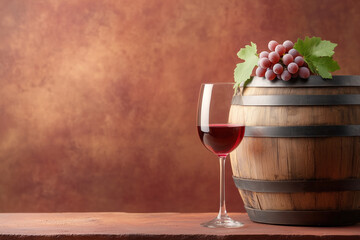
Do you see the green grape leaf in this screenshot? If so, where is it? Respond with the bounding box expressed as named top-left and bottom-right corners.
top-left (294, 36), bottom-right (337, 57)
top-left (294, 36), bottom-right (321, 57)
top-left (294, 36), bottom-right (339, 78)
top-left (312, 40), bottom-right (337, 57)
top-left (234, 42), bottom-right (258, 91)
top-left (306, 56), bottom-right (340, 79)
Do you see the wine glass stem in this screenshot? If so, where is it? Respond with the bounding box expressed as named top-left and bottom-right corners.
top-left (217, 156), bottom-right (228, 219)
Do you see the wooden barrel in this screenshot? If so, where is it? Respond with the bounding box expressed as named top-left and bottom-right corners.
top-left (229, 75), bottom-right (360, 226)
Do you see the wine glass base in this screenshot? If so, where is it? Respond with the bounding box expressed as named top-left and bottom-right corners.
top-left (201, 215), bottom-right (244, 228)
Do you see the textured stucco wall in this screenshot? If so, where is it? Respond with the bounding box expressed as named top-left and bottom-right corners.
top-left (0, 0), bottom-right (359, 212)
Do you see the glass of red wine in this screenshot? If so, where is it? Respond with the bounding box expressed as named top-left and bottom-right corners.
top-left (197, 83), bottom-right (245, 228)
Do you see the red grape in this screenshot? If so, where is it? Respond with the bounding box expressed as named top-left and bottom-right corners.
top-left (268, 40), bottom-right (279, 51)
top-left (294, 56), bottom-right (305, 66)
top-left (289, 49), bottom-right (300, 58)
top-left (260, 39), bottom-right (311, 82)
top-left (259, 57), bottom-right (271, 69)
top-left (268, 51), bottom-right (280, 64)
top-left (272, 63), bottom-right (284, 75)
top-left (282, 54), bottom-right (294, 65)
top-left (259, 51), bottom-right (269, 58)
top-left (281, 69), bottom-right (291, 81)
top-left (288, 62), bottom-right (299, 74)
top-left (265, 69), bottom-right (276, 80)
top-left (256, 66), bottom-right (266, 77)
top-left (275, 45), bottom-right (286, 55)
top-left (282, 40), bottom-right (294, 52)
top-left (299, 67), bottom-right (310, 79)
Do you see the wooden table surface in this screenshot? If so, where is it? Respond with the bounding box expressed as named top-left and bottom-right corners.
top-left (0, 212), bottom-right (358, 239)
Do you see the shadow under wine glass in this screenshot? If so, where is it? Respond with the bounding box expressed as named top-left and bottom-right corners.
top-left (196, 83), bottom-right (245, 228)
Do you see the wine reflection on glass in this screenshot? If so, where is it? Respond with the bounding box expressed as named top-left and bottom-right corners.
top-left (196, 83), bottom-right (245, 228)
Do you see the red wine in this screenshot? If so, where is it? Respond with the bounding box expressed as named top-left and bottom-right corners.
top-left (197, 124), bottom-right (245, 157)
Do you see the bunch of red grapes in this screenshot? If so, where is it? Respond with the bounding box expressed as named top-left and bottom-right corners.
top-left (256, 40), bottom-right (311, 81)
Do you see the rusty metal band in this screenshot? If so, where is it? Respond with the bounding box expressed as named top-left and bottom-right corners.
top-left (233, 177), bottom-right (360, 193)
top-left (245, 207), bottom-right (360, 226)
top-left (232, 94), bottom-right (360, 106)
top-left (242, 75), bottom-right (360, 88)
top-left (244, 125), bottom-right (360, 137)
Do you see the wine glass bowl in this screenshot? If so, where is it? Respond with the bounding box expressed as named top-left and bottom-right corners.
top-left (197, 124), bottom-right (244, 158)
top-left (196, 83), bottom-right (245, 228)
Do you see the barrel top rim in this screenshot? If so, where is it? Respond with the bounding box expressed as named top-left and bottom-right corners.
top-left (243, 75), bottom-right (360, 87)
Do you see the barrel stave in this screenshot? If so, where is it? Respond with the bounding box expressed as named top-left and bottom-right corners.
top-left (230, 76), bottom-right (360, 225)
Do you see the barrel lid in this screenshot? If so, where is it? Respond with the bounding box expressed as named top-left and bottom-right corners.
top-left (243, 75), bottom-right (360, 88)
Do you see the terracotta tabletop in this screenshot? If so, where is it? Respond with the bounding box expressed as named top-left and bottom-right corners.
top-left (0, 212), bottom-right (358, 239)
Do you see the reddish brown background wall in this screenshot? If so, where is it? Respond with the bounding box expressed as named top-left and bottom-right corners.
top-left (0, 0), bottom-right (359, 213)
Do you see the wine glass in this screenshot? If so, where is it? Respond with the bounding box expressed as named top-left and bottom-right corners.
top-left (196, 83), bottom-right (245, 228)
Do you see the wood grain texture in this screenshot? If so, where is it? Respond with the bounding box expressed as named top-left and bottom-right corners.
top-left (0, 0), bottom-right (359, 213)
top-left (240, 87), bottom-right (360, 126)
top-left (229, 84), bottom-right (360, 212)
top-left (0, 212), bottom-right (358, 240)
